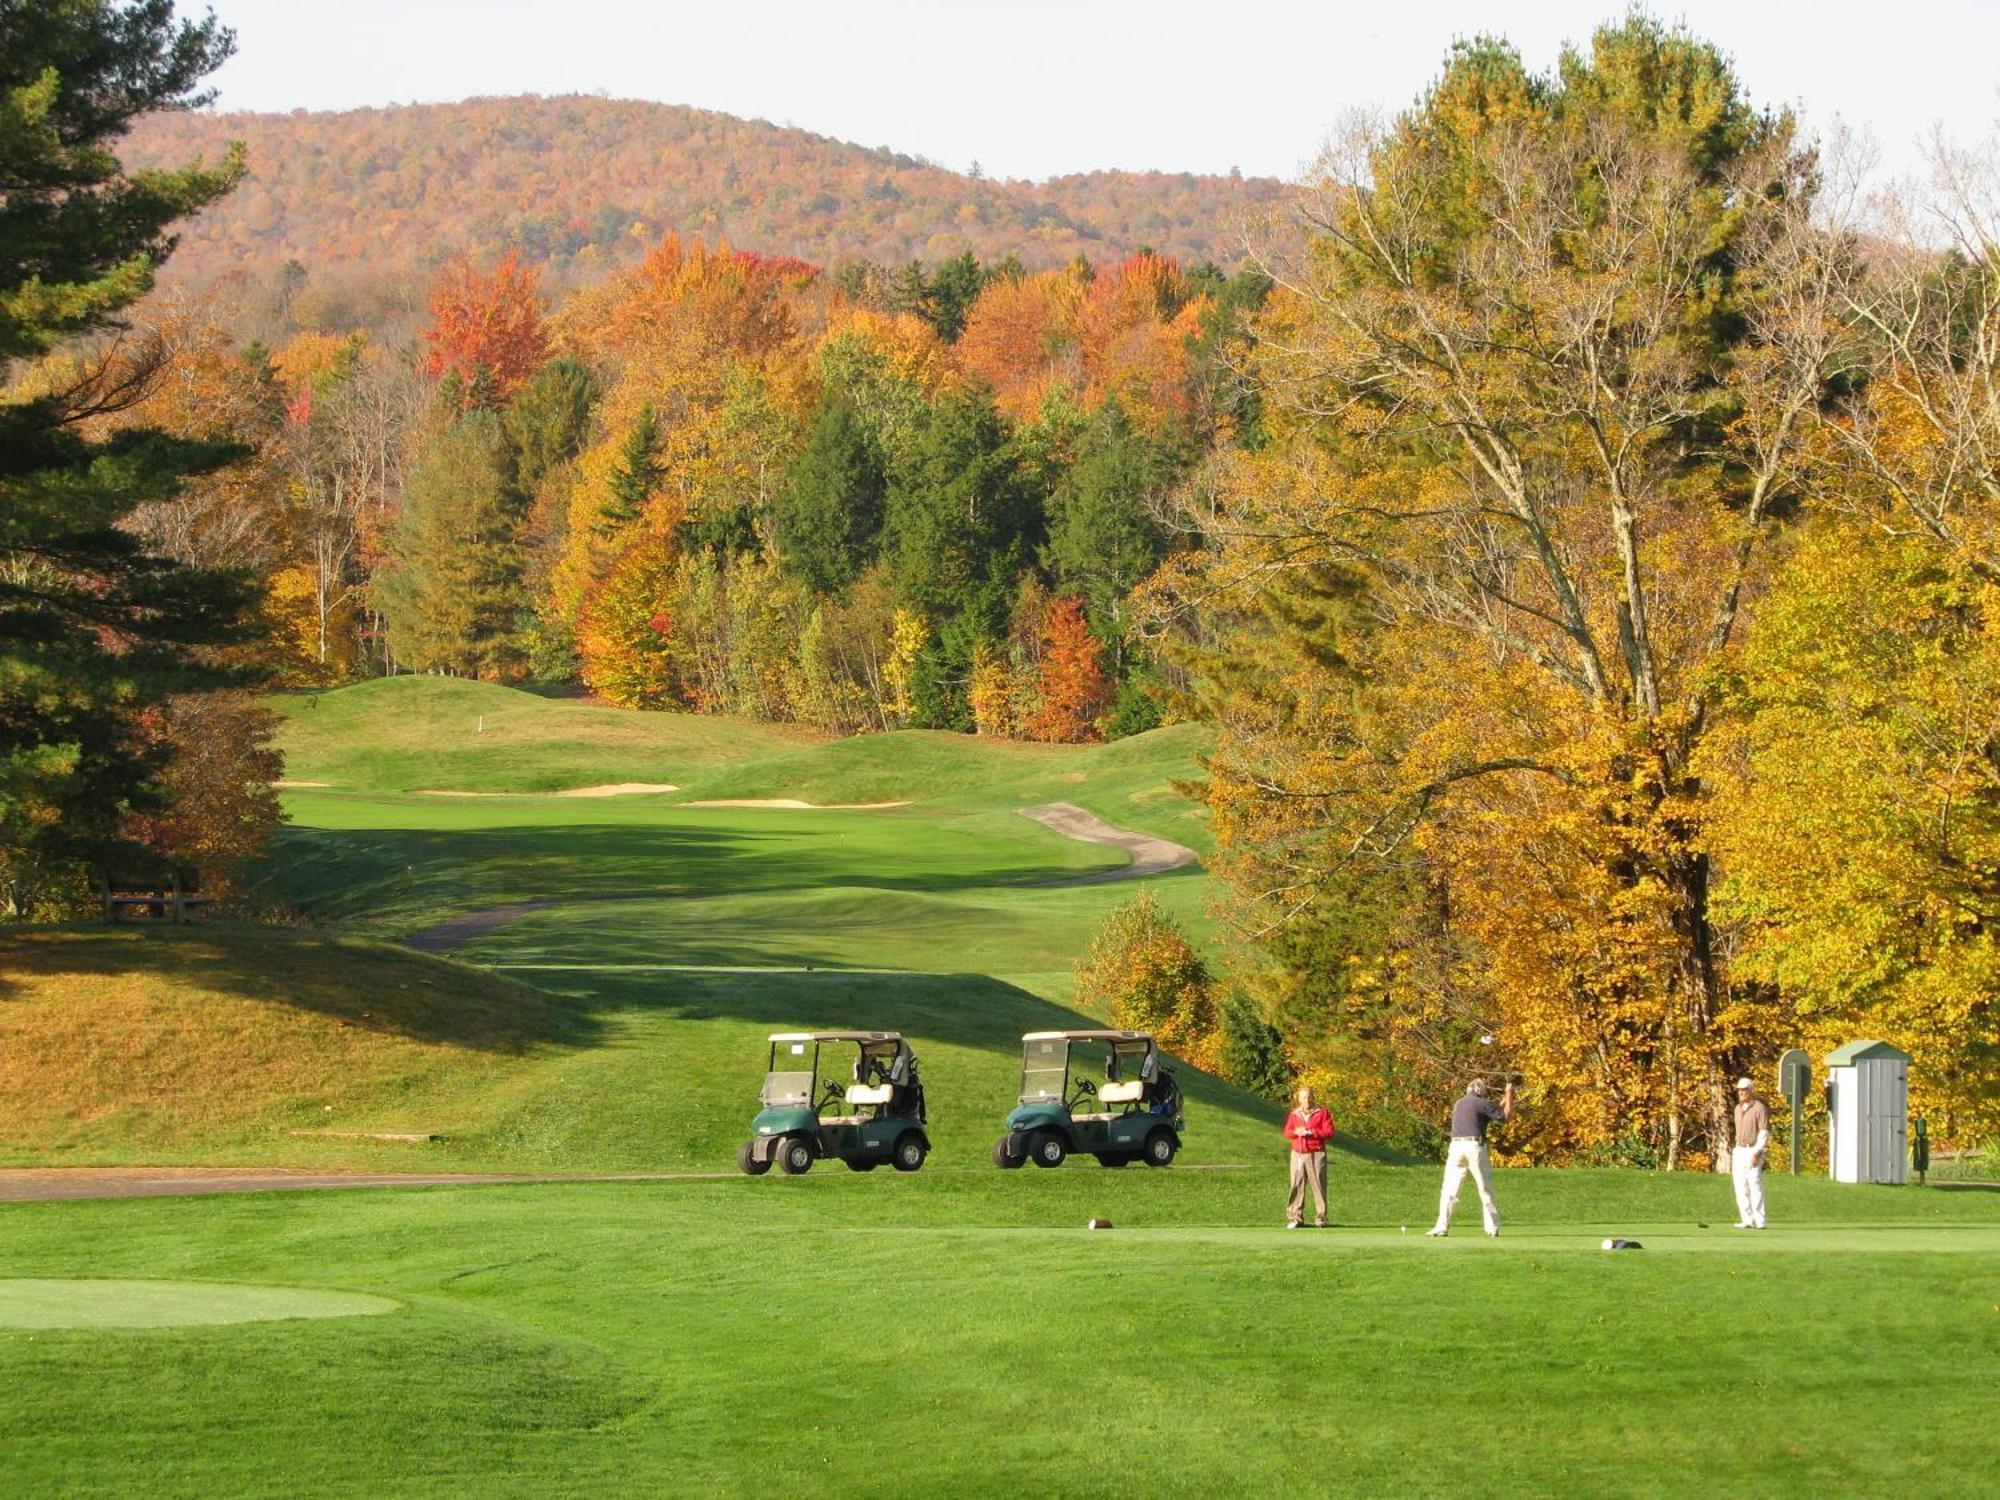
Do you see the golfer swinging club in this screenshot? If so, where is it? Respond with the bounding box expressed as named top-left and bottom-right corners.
top-left (1427, 1076), bottom-right (1513, 1238)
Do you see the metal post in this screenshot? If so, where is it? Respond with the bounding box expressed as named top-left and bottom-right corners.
top-left (1778, 1049), bottom-right (1810, 1176)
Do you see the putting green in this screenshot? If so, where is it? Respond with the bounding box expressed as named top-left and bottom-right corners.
top-left (0, 1279), bottom-right (398, 1329)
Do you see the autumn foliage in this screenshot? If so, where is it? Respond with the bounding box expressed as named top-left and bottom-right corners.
top-left (423, 251), bottom-right (549, 402)
top-left (1073, 894), bottom-right (1222, 1072)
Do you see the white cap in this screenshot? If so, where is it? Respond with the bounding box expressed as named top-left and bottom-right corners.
top-left (1735, 1077), bottom-right (1754, 1089)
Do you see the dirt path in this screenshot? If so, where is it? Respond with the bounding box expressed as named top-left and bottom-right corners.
top-left (1018, 802), bottom-right (1199, 885)
top-left (0, 1167), bottom-right (726, 1203)
top-left (403, 901), bottom-right (552, 954)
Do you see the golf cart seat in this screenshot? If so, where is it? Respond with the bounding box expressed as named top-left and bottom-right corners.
top-left (1098, 1079), bottom-right (1146, 1105)
top-left (845, 1083), bottom-right (894, 1106)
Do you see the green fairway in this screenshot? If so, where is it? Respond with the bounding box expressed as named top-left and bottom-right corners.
top-left (0, 1279), bottom-right (399, 1329)
top-left (5, 677), bottom-right (1996, 1496)
top-left (0, 1181), bottom-right (1994, 1497)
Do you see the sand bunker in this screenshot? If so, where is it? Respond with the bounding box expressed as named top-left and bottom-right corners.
top-left (413, 783), bottom-right (679, 798)
top-left (680, 798), bottom-right (911, 809)
top-left (0, 1278), bottom-right (398, 1329)
top-left (1018, 802), bottom-right (1199, 885)
top-left (273, 779), bottom-right (330, 788)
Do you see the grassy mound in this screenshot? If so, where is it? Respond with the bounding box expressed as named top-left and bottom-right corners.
top-left (0, 924), bottom-right (1291, 1173)
top-left (0, 926), bottom-right (591, 1167)
top-left (270, 677), bottom-right (811, 794)
top-left (268, 678), bottom-right (1212, 846)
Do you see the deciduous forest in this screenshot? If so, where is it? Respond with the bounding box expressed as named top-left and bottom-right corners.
top-left (4, 6), bottom-right (1993, 1163)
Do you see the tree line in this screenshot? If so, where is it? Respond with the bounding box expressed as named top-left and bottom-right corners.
top-left (3, 5), bottom-right (1990, 1164)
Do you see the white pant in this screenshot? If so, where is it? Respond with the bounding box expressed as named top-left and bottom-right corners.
top-left (1731, 1146), bottom-right (1766, 1228)
top-left (1433, 1139), bottom-right (1499, 1234)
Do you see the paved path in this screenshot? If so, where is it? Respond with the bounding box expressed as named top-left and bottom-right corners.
top-left (403, 901), bottom-right (552, 954)
top-left (0, 1167), bottom-right (724, 1203)
top-left (1018, 802), bottom-right (1200, 885)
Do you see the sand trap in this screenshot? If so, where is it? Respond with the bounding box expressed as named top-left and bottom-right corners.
top-left (412, 783), bottom-right (679, 798)
top-left (680, 798), bottom-right (911, 809)
top-left (1018, 802), bottom-right (1199, 885)
top-left (0, 1278), bottom-right (398, 1329)
top-left (273, 780), bottom-right (330, 788)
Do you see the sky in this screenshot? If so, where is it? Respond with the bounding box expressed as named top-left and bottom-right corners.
top-left (199, 0), bottom-right (2000, 185)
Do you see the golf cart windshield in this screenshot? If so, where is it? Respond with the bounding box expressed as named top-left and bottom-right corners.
top-left (1020, 1036), bottom-right (1068, 1104)
top-left (762, 1039), bottom-right (816, 1107)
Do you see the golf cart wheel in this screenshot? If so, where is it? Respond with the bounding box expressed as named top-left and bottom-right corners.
top-left (844, 1157), bottom-right (879, 1172)
top-left (892, 1133), bottom-right (928, 1173)
top-left (992, 1137), bottom-right (1024, 1169)
top-left (737, 1140), bottom-right (772, 1177)
top-left (1094, 1152), bottom-right (1130, 1169)
top-left (776, 1136), bottom-right (815, 1175)
top-left (1142, 1129), bottom-right (1178, 1168)
top-left (1029, 1130), bottom-right (1067, 1169)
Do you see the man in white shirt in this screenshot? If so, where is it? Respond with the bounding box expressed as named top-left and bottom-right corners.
top-left (1731, 1077), bottom-right (1771, 1230)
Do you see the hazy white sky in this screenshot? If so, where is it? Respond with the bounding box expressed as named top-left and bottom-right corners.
top-left (200, 1), bottom-right (2000, 183)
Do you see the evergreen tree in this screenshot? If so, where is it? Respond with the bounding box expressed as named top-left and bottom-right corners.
top-left (503, 357), bottom-right (596, 498)
top-left (883, 386), bottom-right (1038, 619)
top-left (923, 251), bottom-right (986, 342)
top-left (0, 1), bottom-right (256, 909)
top-left (773, 389), bottom-right (885, 594)
top-left (1044, 399), bottom-right (1173, 645)
top-left (596, 404), bottom-right (661, 535)
top-left (377, 410), bottom-right (524, 676)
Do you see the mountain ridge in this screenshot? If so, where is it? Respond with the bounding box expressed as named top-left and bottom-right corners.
top-left (126, 93), bottom-right (1290, 306)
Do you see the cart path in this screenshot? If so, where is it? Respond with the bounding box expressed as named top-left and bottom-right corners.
top-left (0, 1164), bottom-right (1258, 1202)
top-left (1018, 802), bottom-right (1200, 885)
top-left (0, 1167), bottom-right (728, 1203)
top-left (403, 901), bottom-right (553, 954)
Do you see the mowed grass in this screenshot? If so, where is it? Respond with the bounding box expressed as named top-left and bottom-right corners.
top-left (0, 1179), bottom-right (1994, 1497)
top-left (269, 677), bottom-right (815, 794)
top-left (6, 675), bottom-right (1996, 1495)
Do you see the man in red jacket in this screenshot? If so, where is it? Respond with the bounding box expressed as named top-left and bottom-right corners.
top-left (1284, 1085), bottom-right (1335, 1228)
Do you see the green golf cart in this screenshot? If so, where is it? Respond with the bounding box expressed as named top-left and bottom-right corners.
top-left (991, 1029), bottom-right (1183, 1169)
top-left (738, 1030), bottom-right (930, 1176)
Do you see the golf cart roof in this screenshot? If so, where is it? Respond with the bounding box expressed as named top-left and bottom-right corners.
top-left (767, 1031), bottom-right (906, 1045)
top-left (1021, 1030), bottom-right (1154, 1045)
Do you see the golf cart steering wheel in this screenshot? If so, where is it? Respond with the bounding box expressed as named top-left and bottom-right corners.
top-left (820, 1080), bottom-right (845, 1106)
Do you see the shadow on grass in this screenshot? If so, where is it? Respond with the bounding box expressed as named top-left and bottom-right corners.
top-left (256, 818), bottom-right (1127, 925)
top-left (0, 923), bottom-right (602, 1055)
top-left (541, 967), bottom-right (1404, 1162)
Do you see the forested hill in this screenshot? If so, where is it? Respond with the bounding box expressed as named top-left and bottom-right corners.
top-left (127, 94), bottom-right (1287, 291)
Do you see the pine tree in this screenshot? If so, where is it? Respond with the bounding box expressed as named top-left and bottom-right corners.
top-left (503, 358), bottom-right (596, 498)
top-left (773, 389), bottom-right (885, 594)
top-left (597, 404), bottom-right (662, 535)
top-left (376, 410), bottom-right (524, 676)
top-left (0, 1), bottom-right (256, 910)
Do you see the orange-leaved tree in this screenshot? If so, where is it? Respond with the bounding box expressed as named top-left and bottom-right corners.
top-left (422, 250), bottom-right (549, 404)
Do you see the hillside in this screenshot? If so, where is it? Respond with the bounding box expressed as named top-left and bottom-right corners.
top-left (126, 94), bottom-right (1289, 302)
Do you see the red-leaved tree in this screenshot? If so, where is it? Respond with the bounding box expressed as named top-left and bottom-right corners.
top-left (422, 251), bottom-right (549, 403)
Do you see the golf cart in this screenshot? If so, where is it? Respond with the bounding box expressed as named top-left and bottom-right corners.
top-left (738, 1031), bottom-right (929, 1176)
top-left (991, 1030), bottom-right (1183, 1169)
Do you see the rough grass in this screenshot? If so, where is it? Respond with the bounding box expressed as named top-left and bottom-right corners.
top-left (0, 926), bottom-right (590, 1167)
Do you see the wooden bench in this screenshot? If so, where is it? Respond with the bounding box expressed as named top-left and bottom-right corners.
top-left (100, 867), bottom-right (211, 924)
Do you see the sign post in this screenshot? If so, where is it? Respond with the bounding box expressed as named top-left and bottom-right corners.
top-left (1778, 1049), bottom-right (1810, 1176)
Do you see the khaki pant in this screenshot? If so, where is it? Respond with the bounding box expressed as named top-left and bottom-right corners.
top-left (1731, 1146), bottom-right (1766, 1228)
top-left (1433, 1138), bottom-right (1499, 1234)
top-left (1287, 1149), bottom-right (1328, 1226)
